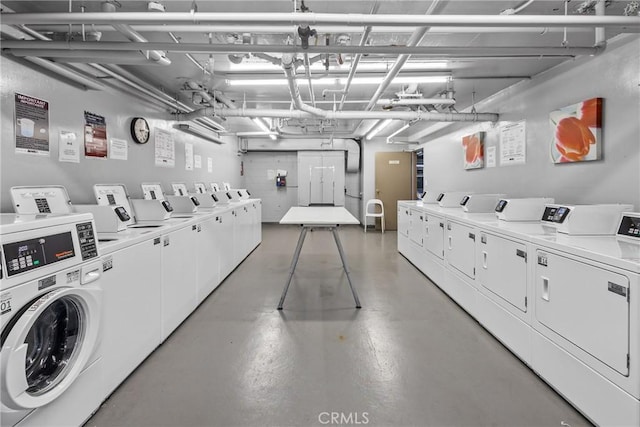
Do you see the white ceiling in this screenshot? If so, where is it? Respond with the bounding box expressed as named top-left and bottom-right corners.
top-left (1, 0), bottom-right (635, 139)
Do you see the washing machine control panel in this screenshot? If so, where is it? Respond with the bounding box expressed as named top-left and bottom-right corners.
top-left (76, 222), bottom-right (98, 260)
top-left (618, 215), bottom-right (640, 239)
top-left (541, 206), bottom-right (570, 224)
top-left (3, 231), bottom-right (76, 277)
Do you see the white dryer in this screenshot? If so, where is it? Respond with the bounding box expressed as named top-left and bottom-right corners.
top-left (0, 213), bottom-right (104, 427)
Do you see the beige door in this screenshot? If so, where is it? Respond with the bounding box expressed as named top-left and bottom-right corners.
top-left (374, 152), bottom-right (416, 230)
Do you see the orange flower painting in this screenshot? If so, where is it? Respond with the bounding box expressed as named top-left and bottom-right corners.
top-left (462, 132), bottom-right (485, 170)
top-left (550, 98), bottom-right (602, 164)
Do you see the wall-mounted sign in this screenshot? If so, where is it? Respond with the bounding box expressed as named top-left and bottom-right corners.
top-left (463, 131), bottom-right (485, 170)
top-left (58, 130), bottom-right (79, 163)
top-left (109, 138), bottom-right (128, 161)
top-left (84, 111), bottom-right (108, 158)
top-left (500, 121), bottom-right (526, 165)
top-left (15, 93), bottom-right (50, 156)
top-left (154, 128), bottom-right (175, 167)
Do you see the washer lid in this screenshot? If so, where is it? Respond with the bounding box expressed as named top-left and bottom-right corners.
top-left (1, 287), bottom-right (101, 410)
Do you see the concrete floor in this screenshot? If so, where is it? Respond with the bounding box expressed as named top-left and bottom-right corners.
top-left (87, 224), bottom-right (590, 427)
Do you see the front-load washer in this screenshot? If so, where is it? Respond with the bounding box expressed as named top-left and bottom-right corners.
top-left (0, 213), bottom-right (104, 427)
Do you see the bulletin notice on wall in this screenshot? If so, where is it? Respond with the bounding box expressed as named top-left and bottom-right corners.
top-left (58, 130), bottom-right (79, 163)
top-left (84, 111), bottom-right (108, 158)
top-left (14, 93), bottom-right (50, 156)
top-left (500, 121), bottom-right (526, 165)
top-left (155, 128), bottom-right (175, 167)
top-left (185, 143), bottom-right (194, 170)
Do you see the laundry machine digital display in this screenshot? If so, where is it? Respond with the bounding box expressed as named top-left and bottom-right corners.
top-left (2, 232), bottom-right (75, 277)
top-left (436, 193), bottom-right (445, 202)
top-left (541, 206), bottom-right (570, 223)
top-left (460, 195), bottom-right (470, 206)
top-left (495, 200), bottom-right (507, 213)
top-left (618, 215), bottom-right (640, 238)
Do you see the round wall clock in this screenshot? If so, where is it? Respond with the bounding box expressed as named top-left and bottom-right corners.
top-left (130, 117), bottom-right (150, 144)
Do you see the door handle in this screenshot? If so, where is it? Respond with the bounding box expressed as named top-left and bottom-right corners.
top-left (448, 236), bottom-right (452, 250)
top-left (541, 276), bottom-right (550, 301)
top-left (482, 251), bottom-right (488, 269)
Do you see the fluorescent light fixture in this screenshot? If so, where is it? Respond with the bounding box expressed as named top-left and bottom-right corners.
top-left (227, 60), bottom-right (448, 73)
top-left (366, 119), bottom-right (393, 141)
top-left (174, 123), bottom-right (225, 144)
top-left (386, 123), bottom-right (411, 144)
top-left (252, 118), bottom-right (277, 140)
top-left (227, 75), bottom-right (450, 86)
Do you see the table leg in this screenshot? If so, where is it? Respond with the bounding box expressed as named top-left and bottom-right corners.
top-left (278, 226), bottom-right (309, 310)
top-left (331, 227), bottom-right (362, 309)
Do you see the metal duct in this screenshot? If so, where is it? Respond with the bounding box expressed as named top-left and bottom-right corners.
top-left (5, 12), bottom-right (638, 28)
top-left (182, 106), bottom-right (498, 122)
top-left (2, 41), bottom-right (604, 57)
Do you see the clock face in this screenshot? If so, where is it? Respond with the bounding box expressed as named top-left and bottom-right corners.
top-left (131, 117), bottom-right (150, 144)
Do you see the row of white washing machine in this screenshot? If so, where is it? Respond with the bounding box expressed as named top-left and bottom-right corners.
top-left (398, 193), bottom-right (640, 426)
top-left (1, 184), bottom-right (262, 426)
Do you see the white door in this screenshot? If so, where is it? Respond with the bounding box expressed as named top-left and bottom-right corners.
top-left (397, 206), bottom-right (410, 237)
top-left (101, 238), bottom-right (162, 395)
top-left (409, 209), bottom-right (424, 247)
top-left (218, 210), bottom-right (236, 280)
top-left (478, 232), bottom-right (528, 312)
top-left (196, 217), bottom-right (221, 303)
top-left (425, 214), bottom-right (445, 259)
top-left (446, 220), bottom-right (476, 280)
top-left (535, 249), bottom-right (630, 375)
top-left (161, 225), bottom-right (197, 340)
top-left (1, 287), bottom-right (101, 410)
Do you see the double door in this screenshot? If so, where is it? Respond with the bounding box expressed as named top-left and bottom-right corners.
top-left (298, 151), bottom-right (345, 206)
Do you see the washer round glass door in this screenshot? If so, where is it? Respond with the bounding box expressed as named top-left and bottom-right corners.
top-left (1, 287), bottom-right (101, 410)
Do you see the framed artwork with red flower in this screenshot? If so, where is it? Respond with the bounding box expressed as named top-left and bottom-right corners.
top-left (550, 97), bottom-right (602, 164)
top-left (462, 131), bottom-right (485, 170)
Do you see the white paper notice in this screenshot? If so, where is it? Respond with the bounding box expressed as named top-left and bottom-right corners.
top-left (207, 157), bottom-right (213, 173)
top-left (109, 138), bottom-right (128, 160)
top-left (155, 128), bottom-right (175, 167)
top-left (58, 130), bottom-right (79, 163)
top-left (486, 146), bottom-right (496, 168)
top-left (500, 121), bottom-right (526, 165)
top-left (185, 143), bottom-right (194, 170)
top-left (194, 154), bottom-right (202, 169)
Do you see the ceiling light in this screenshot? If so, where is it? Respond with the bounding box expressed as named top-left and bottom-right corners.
top-left (227, 75), bottom-right (450, 86)
top-left (386, 123), bottom-right (411, 144)
top-left (252, 118), bottom-right (277, 140)
top-left (174, 123), bottom-right (225, 144)
top-left (365, 119), bottom-right (393, 141)
top-left (227, 60), bottom-right (448, 73)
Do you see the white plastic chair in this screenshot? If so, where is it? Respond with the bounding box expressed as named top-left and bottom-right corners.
top-left (365, 199), bottom-right (385, 233)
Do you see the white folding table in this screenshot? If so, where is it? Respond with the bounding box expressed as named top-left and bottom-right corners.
top-left (278, 206), bottom-right (362, 310)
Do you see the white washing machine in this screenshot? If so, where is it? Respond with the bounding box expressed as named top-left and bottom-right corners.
top-left (0, 213), bottom-right (104, 427)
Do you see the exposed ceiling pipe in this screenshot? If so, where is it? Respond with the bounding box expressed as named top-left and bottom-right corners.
top-left (2, 41), bottom-right (605, 57)
top-left (281, 53), bottom-right (326, 117)
top-left (338, 2), bottom-right (380, 111)
top-left (6, 49), bottom-right (173, 64)
top-left (377, 98), bottom-right (456, 106)
top-left (595, 0), bottom-right (607, 47)
top-left (26, 24), bottom-right (602, 35)
top-left (168, 32), bottom-right (209, 74)
top-left (365, 0), bottom-right (444, 112)
top-left (5, 12), bottom-right (638, 28)
top-left (101, 1), bottom-right (170, 66)
top-left (182, 106), bottom-right (498, 122)
top-left (303, 53), bottom-right (316, 107)
top-left (0, 18), bottom-right (105, 90)
top-left (19, 56), bottom-right (105, 90)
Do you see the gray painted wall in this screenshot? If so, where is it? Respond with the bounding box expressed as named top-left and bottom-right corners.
top-left (418, 36), bottom-right (640, 209)
top-left (1, 58), bottom-right (241, 213)
top-left (241, 150), bottom-right (361, 222)
top-left (241, 152), bottom-right (298, 222)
